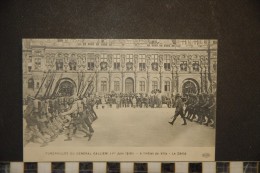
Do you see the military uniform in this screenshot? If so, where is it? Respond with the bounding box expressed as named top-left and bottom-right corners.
top-left (24, 99), bottom-right (49, 147)
top-left (184, 94), bottom-right (193, 120)
top-left (207, 94), bottom-right (216, 128)
top-left (168, 94), bottom-right (187, 125)
top-left (60, 98), bottom-right (81, 141)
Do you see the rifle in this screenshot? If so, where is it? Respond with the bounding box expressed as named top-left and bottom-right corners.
top-left (35, 70), bottom-right (50, 99)
top-left (81, 73), bottom-right (96, 97)
top-left (50, 73), bottom-right (63, 99)
top-left (46, 72), bottom-right (56, 98)
top-left (77, 72), bottom-right (84, 96)
top-left (43, 72), bottom-right (55, 99)
top-left (77, 72), bottom-right (80, 94)
top-left (79, 73), bottom-right (93, 96)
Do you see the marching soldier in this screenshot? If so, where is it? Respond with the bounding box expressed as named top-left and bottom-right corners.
top-left (168, 94), bottom-right (187, 125)
top-left (24, 97), bottom-right (49, 147)
top-left (184, 94), bottom-right (193, 120)
top-left (60, 96), bottom-right (80, 141)
top-left (190, 94), bottom-right (200, 122)
top-left (200, 94), bottom-right (210, 125)
top-left (206, 93), bottom-right (216, 128)
top-left (196, 93), bottom-right (207, 124)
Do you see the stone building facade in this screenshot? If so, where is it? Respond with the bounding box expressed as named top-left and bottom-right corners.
top-left (22, 39), bottom-right (217, 98)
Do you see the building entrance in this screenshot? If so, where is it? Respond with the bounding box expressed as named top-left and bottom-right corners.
top-left (182, 79), bottom-right (199, 96)
top-left (125, 77), bottom-right (134, 93)
top-left (58, 80), bottom-right (75, 97)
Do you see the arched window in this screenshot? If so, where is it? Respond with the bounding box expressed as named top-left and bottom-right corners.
top-left (28, 78), bottom-right (34, 89)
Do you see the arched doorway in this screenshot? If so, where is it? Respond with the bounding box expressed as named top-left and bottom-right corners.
top-left (57, 79), bottom-right (76, 97)
top-left (125, 77), bottom-right (134, 93)
top-left (182, 79), bottom-right (199, 96)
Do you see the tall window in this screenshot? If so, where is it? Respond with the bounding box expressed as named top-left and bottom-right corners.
top-left (151, 54), bottom-right (158, 71)
top-left (100, 54), bottom-right (108, 71)
top-left (101, 81), bottom-right (107, 92)
top-left (152, 81), bottom-right (158, 90)
top-left (164, 81), bottom-right (170, 91)
top-left (34, 58), bottom-right (41, 70)
top-left (87, 57), bottom-right (95, 71)
top-left (126, 54), bottom-right (133, 71)
top-left (139, 54), bottom-right (146, 71)
top-left (113, 54), bottom-right (120, 70)
top-left (114, 81), bottom-right (120, 91)
top-left (139, 81), bottom-right (145, 92)
top-left (164, 55), bottom-right (171, 71)
top-left (126, 54), bottom-right (133, 62)
top-left (56, 59), bottom-right (64, 70)
top-left (180, 61), bottom-right (188, 71)
top-left (28, 78), bottom-right (34, 89)
top-left (27, 56), bottom-right (32, 72)
top-left (28, 56), bottom-right (32, 63)
top-left (192, 61), bottom-right (200, 71)
top-left (69, 59), bottom-right (77, 70)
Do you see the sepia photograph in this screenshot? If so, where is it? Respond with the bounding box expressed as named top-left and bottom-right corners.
top-left (23, 39), bottom-right (217, 161)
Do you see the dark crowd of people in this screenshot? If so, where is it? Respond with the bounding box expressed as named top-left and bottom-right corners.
top-left (94, 89), bottom-right (173, 109)
top-left (169, 92), bottom-right (216, 128)
top-left (23, 95), bottom-right (97, 147)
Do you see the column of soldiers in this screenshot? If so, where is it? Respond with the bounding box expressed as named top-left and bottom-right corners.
top-left (168, 92), bottom-right (216, 128)
top-left (23, 95), bottom-right (98, 147)
top-left (184, 92), bottom-right (216, 128)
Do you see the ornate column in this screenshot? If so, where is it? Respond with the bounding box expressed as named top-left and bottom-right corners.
top-left (122, 72), bottom-right (125, 93)
top-left (188, 55), bottom-right (192, 73)
top-left (95, 71), bottom-right (99, 93)
top-left (159, 54), bottom-right (163, 91)
top-left (81, 54), bottom-right (86, 71)
top-left (134, 71), bottom-right (137, 93)
top-left (134, 54), bottom-right (138, 93)
top-left (175, 69), bottom-right (179, 93)
top-left (200, 55), bottom-right (205, 93)
top-left (95, 54), bottom-right (100, 93)
top-left (171, 55), bottom-right (176, 93)
top-left (204, 57), bottom-right (208, 93)
top-left (108, 54), bottom-right (112, 93)
top-left (175, 55), bottom-right (180, 93)
top-left (121, 54), bottom-right (125, 93)
top-left (109, 72), bottom-right (111, 93)
top-left (77, 54), bottom-right (82, 70)
top-left (147, 72), bottom-right (150, 93)
top-left (63, 53), bottom-right (69, 72)
top-left (146, 54), bottom-right (151, 93)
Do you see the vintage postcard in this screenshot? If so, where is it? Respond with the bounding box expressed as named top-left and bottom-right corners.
top-left (23, 39), bottom-right (217, 161)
